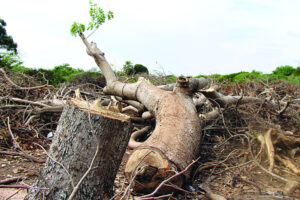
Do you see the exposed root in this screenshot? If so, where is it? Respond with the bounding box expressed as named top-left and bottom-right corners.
top-left (264, 129), bottom-right (275, 172)
top-left (284, 180), bottom-right (300, 196)
top-left (275, 155), bottom-right (300, 175)
top-left (128, 126), bottom-right (151, 149)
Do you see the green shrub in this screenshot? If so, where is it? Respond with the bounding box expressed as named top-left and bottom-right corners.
top-left (123, 60), bottom-right (134, 76)
top-left (165, 75), bottom-right (177, 83)
top-left (294, 67), bottom-right (300, 76)
top-left (272, 65), bottom-right (295, 76)
top-left (50, 64), bottom-right (84, 86)
top-left (0, 53), bottom-right (23, 69)
top-left (232, 71), bottom-right (263, 82)
top-left (133, 64), bottom-right (149, 74)
top-left (122, 61), bottom-right (149, 76)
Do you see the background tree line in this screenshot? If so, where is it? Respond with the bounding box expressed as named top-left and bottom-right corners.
top-left (1, 17), bottom-right (299, 87)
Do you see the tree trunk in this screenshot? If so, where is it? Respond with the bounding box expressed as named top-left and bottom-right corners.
top-left (25, 100), bottom-right (132, 200)
top-left (78, 33), bottom-right (209, 193)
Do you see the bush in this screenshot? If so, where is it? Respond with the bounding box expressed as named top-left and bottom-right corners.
top-left (232, 71), bottom-right (263, 82)
top-left (165, 75), bottom-right (177, 83)
top-left (272, 66), bottom-right (295, 76)
top-left (123, 61), bottom-right (134, 76)
top-left (0, 53), bottom-right (23, 69)
top-left (133, 64), bottom-right (149, 75)
top-left (50, 64), bottom-right (84, 86)
top-left (122, 61), bottom-right (149, 76)
top-left (294, 67), bottom-right (300, 76)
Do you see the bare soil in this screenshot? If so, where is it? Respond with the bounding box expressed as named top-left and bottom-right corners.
top-left (1, 138), bottom-right (300, 200)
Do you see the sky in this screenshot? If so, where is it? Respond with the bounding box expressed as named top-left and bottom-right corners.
top-left (1, 0), bottom-right (300, 76)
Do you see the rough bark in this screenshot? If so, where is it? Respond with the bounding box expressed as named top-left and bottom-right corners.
top-left (25, 102), bottom-right (132, 200)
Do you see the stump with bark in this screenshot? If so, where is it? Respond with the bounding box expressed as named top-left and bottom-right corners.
top-left (25, 100), bottom-right (132, 200)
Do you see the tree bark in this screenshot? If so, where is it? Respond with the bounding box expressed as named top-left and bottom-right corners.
top-left (25, 101), bottom-right (132, 200)
top-left (78, 33), bottom-right (209, 193)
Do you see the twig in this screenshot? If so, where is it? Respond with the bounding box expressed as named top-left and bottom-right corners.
top-left (109, 176), bottom-right (127, 200)
top-left (119, 150), bottom-right (154, 200)
top-left (164, 183), bottom-right (195, 194)
top-left (233, 175), bottom-right (262, 194)
top-left (0, 185), bottom-right (29, 189)
top-left (0, 68), bottom-right (54, 90)
top-left (277, 101), bottom-right (290, 115)
top-left (119, 166), bottom-right (146, 200)
top-left (33, 143), bottom-right (74, 188)
top-left (138, 193), bottom-right (173, 200)
top-left (0, 150), bottom-right (45, 163)
top-left (5, 188), bottom-right (23, 200)
top-left (9, 97), bottom-right (51, 107)
top-left (6, 118), bottom-right (45, 163)
top-left (6, 117), bottom-right (50, 189)
top-left (67, 142), bottom-right (99, 200)
top-left (137, 157), bottom-right (200, 199)
top-left (248, 138), bottom-right (288, 182)
top-left (0, 177), bottom-right (22, 185)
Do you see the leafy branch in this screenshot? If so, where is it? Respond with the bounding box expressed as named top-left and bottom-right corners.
top-left (70, 0), bottom-right (114, 37)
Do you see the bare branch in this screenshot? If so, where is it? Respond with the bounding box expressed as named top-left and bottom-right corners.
top-left (0, 68), bottom-right (54, 90)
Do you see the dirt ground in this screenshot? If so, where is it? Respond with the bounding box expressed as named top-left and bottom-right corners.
top-left (1, 142), bottom-right (299, 200)
top-left (0, 71), bottom-right (299, 199)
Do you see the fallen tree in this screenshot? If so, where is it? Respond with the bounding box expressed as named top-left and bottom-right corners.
top-left (72, 10), bottom-right (300, 197)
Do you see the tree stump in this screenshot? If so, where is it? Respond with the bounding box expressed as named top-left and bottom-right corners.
top-left (25, 99), bottom-right (132, 200)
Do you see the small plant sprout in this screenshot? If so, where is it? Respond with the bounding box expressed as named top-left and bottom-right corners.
top-left (70, 0), bottom-right (114, 38)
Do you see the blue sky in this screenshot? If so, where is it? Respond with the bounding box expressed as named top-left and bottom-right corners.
top-left (1, 0), bottom-right (300, 75)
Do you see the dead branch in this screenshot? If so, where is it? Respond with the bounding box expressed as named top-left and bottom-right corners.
top-left (0, 177), bottom-right (22, 185)
top-left (0, 150), bottom-right (45, 163)
top-left (9, 97), bottom-right (51, 108)
top-left (7, 118), bottom-right (46, 163)
top-left (0, 68), bottom-right (54, 90)
top-left (0, 185), bottom-right (30, 189)
top-left (277, 101), bottom-right (290, 115)
top-left (138, 193), bottom-right (173, 200)
top-left (264, 129), bottom-right (275, 172)
top-left (129, 126), bottom-right (151, 149)
top-left (199, 108), bottom-right (222, 121)
top-left (275, 155), bottom-right (300, 175)
top-left (122, 105), bottom-right (139, 113)
top-left (201, 87), bottom-right (263, 107)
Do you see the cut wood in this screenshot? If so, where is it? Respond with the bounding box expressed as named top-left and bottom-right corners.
top-left (25, 100), bottom-right (132, 200)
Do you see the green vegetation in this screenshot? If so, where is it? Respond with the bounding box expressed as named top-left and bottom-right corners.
top-left (122, 60), bottom-right (149, 76)
top-left (0, 18), bottom-right (17, 54)
top-left (0, 54), bottom-right (85, 86)
top-left (195, 66), bottom-right (300, 84)
top-left (1, 54), bottom-right (299, 87)
top-left (1, 16), bottom-right (299, 87)
top-left (70, 0), bottom-right (113, 37)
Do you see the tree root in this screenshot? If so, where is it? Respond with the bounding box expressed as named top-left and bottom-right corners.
top-left (256, 129), bottom-right (300, 196)
top-left (275, 155), bottom-right (300, 175)
top-left (264, 129), bottom-right (275, 172)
